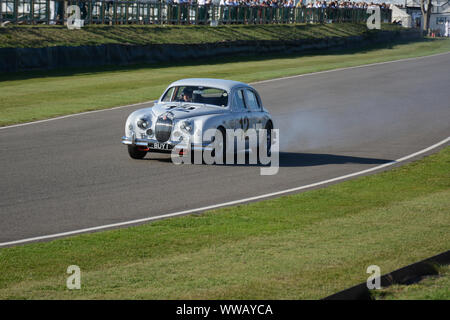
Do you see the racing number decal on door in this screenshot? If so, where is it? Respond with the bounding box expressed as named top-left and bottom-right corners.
top-left (239, 117), bottom-right (250, 132)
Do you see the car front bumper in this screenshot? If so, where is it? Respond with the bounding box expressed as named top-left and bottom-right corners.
top-left (121, 134), bottom-right (213, 152)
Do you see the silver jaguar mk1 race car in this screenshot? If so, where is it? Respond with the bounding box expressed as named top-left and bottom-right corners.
top-left (121, 78), bottom-right (274, 163)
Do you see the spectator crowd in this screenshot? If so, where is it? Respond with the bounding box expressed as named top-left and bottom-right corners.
top-left (168, 0), bottom-right (391, 10)
top-left (4, 0), bottom-right (391, 26)
top-left (303, 1), bottom-right (390, 9)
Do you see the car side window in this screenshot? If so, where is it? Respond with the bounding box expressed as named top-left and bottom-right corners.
top-left (243, 90), bottom-right (260, 111)
top-left (234, 89), bottom-right (247, 111)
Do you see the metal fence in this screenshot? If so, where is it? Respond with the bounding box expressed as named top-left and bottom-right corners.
top-left (0, 1), bottom-right (391, 25)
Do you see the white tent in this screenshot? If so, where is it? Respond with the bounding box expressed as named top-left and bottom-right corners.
top-left (391, 5), bottom-right (412, 27)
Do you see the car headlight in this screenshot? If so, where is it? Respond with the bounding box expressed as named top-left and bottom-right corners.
top-left (180, 120), bottom-right (193, 133)
top-left (137, 118), bottom-right (151, 130)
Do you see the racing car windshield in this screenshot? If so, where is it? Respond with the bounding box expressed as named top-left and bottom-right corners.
top-left (162, 86), bottom-right (229, 107)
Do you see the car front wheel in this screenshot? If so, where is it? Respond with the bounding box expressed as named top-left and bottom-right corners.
top-left (127, 145), bottom-right (147, 159)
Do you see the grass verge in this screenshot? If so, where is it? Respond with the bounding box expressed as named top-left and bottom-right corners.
top-left (372, 265), bottom-right (450, 300)
top-left (0, 23), bottom-right (397, 48)
top-left (1, 37), bottom-right (449, 127)
top-left (0, 146), bottom-right (448, 299)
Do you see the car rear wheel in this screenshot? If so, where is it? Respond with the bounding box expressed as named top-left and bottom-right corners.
top-left (128, 145), bottom-right (147, 159)
top-left (258, 123), bottom-right (273, 163)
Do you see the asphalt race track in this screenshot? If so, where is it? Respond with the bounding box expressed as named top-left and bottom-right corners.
top-left (1, 53), bottom-right (449, 245)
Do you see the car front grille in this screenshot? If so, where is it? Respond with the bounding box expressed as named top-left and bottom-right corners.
top-left (155, 116), bottom-right (173, 142)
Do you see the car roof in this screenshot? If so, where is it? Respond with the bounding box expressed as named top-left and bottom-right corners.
top-left (168, 78), bottom-right (252, 92)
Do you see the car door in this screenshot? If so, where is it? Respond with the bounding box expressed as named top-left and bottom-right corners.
top-left (231, 88), bottom-right (251, 148)
top-left (242, 88), bottom-right (264, 131)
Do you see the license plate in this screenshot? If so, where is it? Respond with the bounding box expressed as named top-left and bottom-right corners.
top-left (149, 142), bottom-right (173, 150)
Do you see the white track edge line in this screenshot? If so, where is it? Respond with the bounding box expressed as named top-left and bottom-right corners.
top-left (251, 51), bottom-right (450, 85)
top-left (0, 101), bottom-right (151, 130)
top-left (1, 51), bottom-right (449, 130)
top-left (1, 136), bottom-right (448, 247)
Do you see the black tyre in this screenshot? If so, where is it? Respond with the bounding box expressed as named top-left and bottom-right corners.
top-left (127, 145), bottom-right (147, 159)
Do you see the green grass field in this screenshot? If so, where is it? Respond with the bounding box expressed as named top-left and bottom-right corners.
top-left (1, 37), bottom-right (449, 127)
top-left (0, 146), bottom-right (448, 299)
top-left (372, 265), bottom-right (450, 300)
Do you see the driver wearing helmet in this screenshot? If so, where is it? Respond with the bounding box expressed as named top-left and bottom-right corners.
top-left (180, 88), bottom-right (193, 102)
